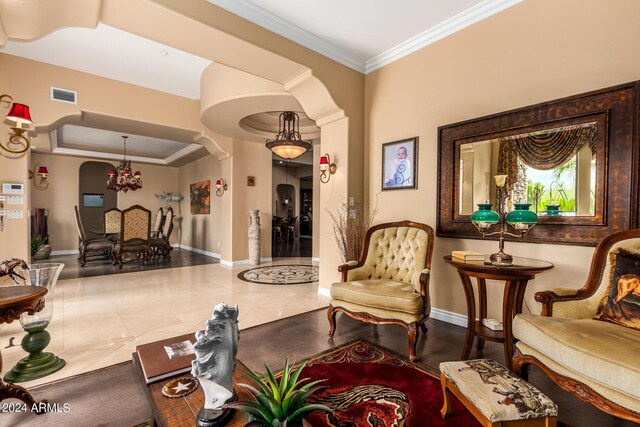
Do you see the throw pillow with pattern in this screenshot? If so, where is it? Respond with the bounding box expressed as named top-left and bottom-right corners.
top-left (594, 249), bottom-right (640, 330)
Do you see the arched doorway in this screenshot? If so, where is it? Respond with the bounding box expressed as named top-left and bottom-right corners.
top-left (78, 161), bottom-right (116, 236)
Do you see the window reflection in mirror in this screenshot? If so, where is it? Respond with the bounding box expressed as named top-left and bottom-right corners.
top-left (459, 123), bottom-right (597, 217)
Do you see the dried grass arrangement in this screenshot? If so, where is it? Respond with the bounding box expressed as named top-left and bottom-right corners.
top-left (328, 201), bottom-right (377, 263)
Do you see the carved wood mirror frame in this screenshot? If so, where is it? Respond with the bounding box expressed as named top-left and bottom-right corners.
top-left (437, 81), bottom-right (640, 246)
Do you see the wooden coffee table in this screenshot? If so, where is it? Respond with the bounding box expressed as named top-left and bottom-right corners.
top-left (133, 354), bottom-right (254, 427)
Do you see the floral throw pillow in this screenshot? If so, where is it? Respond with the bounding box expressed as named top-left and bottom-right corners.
top-left (594, 250), bottom-right (640, 330)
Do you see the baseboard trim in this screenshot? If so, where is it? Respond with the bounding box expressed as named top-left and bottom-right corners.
top-left (317, 287), bottom-right (331, 297)
top-left (51, 249), bottom-right (79, 256)
top-left (220, 257), bottom-right (273, 267)
top-left (178, 244), bottom-right (220, 259)
top-left (430, 307), bottom-right (467, 328)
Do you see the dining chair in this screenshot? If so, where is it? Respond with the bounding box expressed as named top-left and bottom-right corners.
top-left (74, 206), bottom-right (114, 267)
top-left (286, 216), bottom-right (297, 241)
top-left (150, 207), bottom-right (165, 238)
top-left (112, 205), bottom-right (151, 269)
top-left (272, 216), bottom-right (283, 243)
top-left (151, 207), bottom-right (174, 257)
top-left (104, 208), bottom-right (121, 242)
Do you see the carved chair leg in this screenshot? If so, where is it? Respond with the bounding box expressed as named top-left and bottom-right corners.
top-left (440, 373), bottom-right (452, 418)
top-left (407, 322), bottom-right (418, 362)
top-left (512, 353), bottom-right (529, 381)
top-left (420, 323), bottom-right (428, 334)
top-left (327, 306), bottom-right (337, 337)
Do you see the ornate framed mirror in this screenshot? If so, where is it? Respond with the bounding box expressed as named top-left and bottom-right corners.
top-left (437, 81), bottom-right (640, 246)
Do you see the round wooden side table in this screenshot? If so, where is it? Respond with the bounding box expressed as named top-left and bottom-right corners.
top-left (0, 285), bottom-right (48, 413)
top-left (443, 255), bottom-right (553, 370)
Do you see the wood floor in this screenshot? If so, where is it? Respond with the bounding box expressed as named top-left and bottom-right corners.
top-left (7, 307), bottom-right (635, 426)
top-left (239, 309), bottom-right (637, 427)
top-left (51, 248), bottom-right (219, 280)
top-left (271, 235), bottom-right (312, 258)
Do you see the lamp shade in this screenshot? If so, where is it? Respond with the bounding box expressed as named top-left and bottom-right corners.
top-left (107, 169), bottom-right (116, 177)
top-left (6, 103), bottom-right (32, 124)
top-left (270, 144), bottom-right (307, 160)
top-left (37, 166), bottom-right (48, 176)
top-left (215, 179), bottom-right (222, 188)
top-left (471, 204), bottom-right (500, 224)
top-left (506, 203), bottom-right (538, 225)
top-left (121, 169), bottom-right (130, 177)
top-left (319, 155), bottom-right (329, 171)
top-left (134, 171), bottom-right (141, 177)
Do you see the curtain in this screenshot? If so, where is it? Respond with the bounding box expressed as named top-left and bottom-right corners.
top-left (497, 123), bottom-right (597, 198)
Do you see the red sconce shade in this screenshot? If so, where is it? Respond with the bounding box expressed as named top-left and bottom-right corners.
top-left (134, 171), bottom-right (142, 178)
top-left (319, 155), bottom-right (329, 171)
top-left (215, 179), bottom-right (222, 188)
top-left (107, 169), bottom-right (116, 177)
top-left (37, 166), bottom-right (48, 176)
top-left (6, 103), bottom-right (32, 124)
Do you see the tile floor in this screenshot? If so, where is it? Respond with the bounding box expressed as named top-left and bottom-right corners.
top-left (0, 257), bottom-right (328, 388)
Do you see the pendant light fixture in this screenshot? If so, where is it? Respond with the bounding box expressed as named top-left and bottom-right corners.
top-left (106, 136), bottom-right (142, 193)
top-left (265, 111), bottom-right (312, 160)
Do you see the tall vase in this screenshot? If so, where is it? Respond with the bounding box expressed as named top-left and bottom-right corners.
top-left (248, 210), bottom-right (261, 266)
top-left (4, 263), bottom-right (66, 382)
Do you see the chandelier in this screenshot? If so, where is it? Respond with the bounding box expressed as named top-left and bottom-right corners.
top-left (265, 111), bottom-right (312, 160)
top-left (106, 136), bottom-right (142, 192)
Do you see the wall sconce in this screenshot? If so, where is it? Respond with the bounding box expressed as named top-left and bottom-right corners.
top-left (215, 179), bottom-right (228, 196)
top-left (0, 94), bottom-right (33, 154)
top-left (319, 153), bottom-right (337, 183)
top-left (28, 163), bottom-right (49, 190)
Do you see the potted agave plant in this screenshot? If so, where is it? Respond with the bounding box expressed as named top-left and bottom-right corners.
top-left (228, 359), bottom-right (332, 427)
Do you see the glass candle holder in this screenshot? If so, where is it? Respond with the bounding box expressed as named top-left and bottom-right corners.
top-left (4, 263), bottom-right (66, 382)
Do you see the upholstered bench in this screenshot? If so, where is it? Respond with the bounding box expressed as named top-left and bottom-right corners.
top-left (440, 359), bottom-right (557, 427)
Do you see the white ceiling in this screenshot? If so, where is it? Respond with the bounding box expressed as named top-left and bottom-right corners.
top-left (1, 24), bottom-right (211, 100)
top-left (0, 0), bottom-right (521, 160)
top-left (208, 0), bottom-right (522, 72)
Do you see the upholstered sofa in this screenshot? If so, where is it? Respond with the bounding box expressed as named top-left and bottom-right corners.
top-left (513, 229), bottom-right (640, 423)
top-left (328, 221), bottom-right (434, 361)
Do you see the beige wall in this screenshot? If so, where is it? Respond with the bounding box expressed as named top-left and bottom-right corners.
top-left (365, 0), bottom-right (640, 319)
top-left (0, 51), bottom-right (227, 261)
top-left (30, 152), bottom-right (179, 251)
top-left (230, 140), bottom-right (274, 262)
top-left (178, 155), bottom-right (222, 257)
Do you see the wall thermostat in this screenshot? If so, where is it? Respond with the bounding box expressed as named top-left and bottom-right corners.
top-left (2, 183), bottom-right (24, 195)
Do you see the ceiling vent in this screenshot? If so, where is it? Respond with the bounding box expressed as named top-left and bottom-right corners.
top-left (50, 87), bottom-right (77, 104)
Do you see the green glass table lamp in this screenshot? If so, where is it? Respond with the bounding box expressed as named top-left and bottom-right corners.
top-left (471, 175), bottom-right (538, 265)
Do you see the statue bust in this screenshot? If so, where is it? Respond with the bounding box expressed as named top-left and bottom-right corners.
top-left (191, 302), bottom-right (240, 426)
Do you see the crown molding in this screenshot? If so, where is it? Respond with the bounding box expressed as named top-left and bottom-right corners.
top-left (50, 130), bottom-right (202, 165)
top-left (365, 0), bottom-right (523, 73)
top-left (208, 0), bottom-right (521, 75)
top-left (163, 143), bottom-right (204, 164)
top-left (206, 0), bottom-right (365, 73)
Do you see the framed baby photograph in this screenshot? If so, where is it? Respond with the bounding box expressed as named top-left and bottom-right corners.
top-left (382, 137), bottom-right (418, 191)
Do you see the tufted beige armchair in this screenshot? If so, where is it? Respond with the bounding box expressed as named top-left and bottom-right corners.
top-left (328, 220), bottom-right (434, 361)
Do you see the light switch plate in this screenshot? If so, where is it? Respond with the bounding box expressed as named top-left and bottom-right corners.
top-left (7, 210), bottom-right (23, 219)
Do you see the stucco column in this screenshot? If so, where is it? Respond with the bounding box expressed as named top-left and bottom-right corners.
top-left (318, 117), bottom-right (350, 293)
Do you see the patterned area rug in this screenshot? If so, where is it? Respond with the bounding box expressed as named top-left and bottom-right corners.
top-left (295, 340), bottom-right (479, 426)
top-left (237, 265), bottom-right (318, 285)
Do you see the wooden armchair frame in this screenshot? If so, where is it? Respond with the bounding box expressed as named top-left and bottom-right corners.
top-left (328, 220), bottom-right (435, 361)
top-left (513, 228), bottom-right (640, 423)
